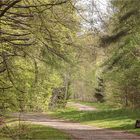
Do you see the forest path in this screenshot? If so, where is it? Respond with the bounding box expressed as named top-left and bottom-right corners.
top-left (13, 103), bottom-right (140, 140)
top-left (67, 102), bottom-right (97, 111)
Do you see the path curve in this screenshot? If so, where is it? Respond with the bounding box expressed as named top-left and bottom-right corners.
top-left (67, 102), bottom-right (97, 111)
top-left (13, 113), bottom-right (140, 140)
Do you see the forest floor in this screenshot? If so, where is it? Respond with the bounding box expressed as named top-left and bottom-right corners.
top-left (12, 102), bottom-right (140, 140)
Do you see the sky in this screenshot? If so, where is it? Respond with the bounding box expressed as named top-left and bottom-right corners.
top-left (76, 0), bottom-right (110, 31)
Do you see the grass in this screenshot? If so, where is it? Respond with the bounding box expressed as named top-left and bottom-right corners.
top-left (49, 101), bottom-right (140, 135)
top-left (0, 122), bottom-right (71, 140)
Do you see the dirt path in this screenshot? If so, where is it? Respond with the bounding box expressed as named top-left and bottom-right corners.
top-left (13, 112), bottom-right (140, 140)
top-left (67, 102), bottom-right (97, 111)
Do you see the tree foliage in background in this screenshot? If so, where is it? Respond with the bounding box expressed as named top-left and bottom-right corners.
top-left (100, 0), bottom-right (140, 108)
top-left (71, 0), bottom-right (140, 108)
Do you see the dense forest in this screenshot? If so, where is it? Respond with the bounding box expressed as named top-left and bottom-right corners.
top-left (0, 0), bottom-right (140, 139)
top-left (1, 0), bottom-right (139, 112)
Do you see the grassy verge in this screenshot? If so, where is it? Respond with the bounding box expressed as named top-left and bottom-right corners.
top-left (0, 122), bottom-right (71, 140)
top-left (49, 101), bottom-right (140, 135)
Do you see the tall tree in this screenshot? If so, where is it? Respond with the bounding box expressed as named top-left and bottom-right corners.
top-left (0, 0), bottom-right (78, 112)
